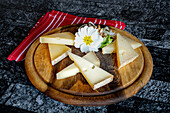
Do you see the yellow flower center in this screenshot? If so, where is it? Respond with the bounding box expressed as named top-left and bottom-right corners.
top-left (83, 35), bottom-right (93, 45)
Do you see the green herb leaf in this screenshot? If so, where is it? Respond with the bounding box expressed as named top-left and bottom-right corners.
top-left (100, 35), bottom-right (113, 48)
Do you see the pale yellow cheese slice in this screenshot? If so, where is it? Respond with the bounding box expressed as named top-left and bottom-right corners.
top-left (68, 52), bottom-right (114, 90)
top-left (40, 32), bottom-right (75, 45)
top-left (123, 36), bottom-right (142, 49)
top-left (57, 52), bottom-right (100, 79)
top-left (102, 35), bottom-right (142, 54)
top-left (116, 33), bottom-right (139, 69)
top-left (48, 44), bottom-right (71, 65)
top-left (102, 41), bottom-right (116, 54)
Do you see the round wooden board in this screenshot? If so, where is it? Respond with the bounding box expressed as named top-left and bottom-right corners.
top-left (25, 24), bottom-right (153, 106)
top-left (33, 44), bottom-right (144, 96)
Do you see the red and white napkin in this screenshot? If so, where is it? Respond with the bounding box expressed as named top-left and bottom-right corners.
top-left (7, 10), bottom-right (125, 62)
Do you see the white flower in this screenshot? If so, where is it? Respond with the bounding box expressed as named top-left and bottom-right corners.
top-left (74, 26), bottom-right (103, 53)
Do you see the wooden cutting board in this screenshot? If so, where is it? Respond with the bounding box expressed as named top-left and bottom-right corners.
top-left (25, 24), bottom-right (153, 106)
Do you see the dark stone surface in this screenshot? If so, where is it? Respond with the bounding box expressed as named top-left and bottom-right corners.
top-left (0, 105), bottom-right (34, 113)
top-left (0, 0), bottom-right (170, 112)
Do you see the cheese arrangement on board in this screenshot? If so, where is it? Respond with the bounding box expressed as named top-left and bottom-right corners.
top-left (57, 52), bottom-right (100, 79)
top-left (25, 23), bottom-right (153, 106)
top-left (68, 52), bottom-right (114, 90)
top-left (37, 22), bottom-right (143, 90)
top-left (48, 44), bottom-right (71, 65)
top-left (40, 32), bottom-right (75, 45)
top-left (102, 35), bottom-right (142, 54)
top-left (116, 33), bottom-right (139, 69)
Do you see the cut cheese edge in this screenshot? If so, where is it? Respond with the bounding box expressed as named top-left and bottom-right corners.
top-left (123, 36), bottom-right (142, 49)
top-left (48, 44), bottom-right (71, 65)
top-left (116, 33), bottom-right (139, 69)
top-left (102, 41), bottom-right (116, 54)
top-left (102, 35), bottom-right (142, 54)
top-left (68, 52), bottom-right (114, 90)
top-left (40, 32), bottom-right (75, 45)
top-left (56, 52), bottom-right (100, 79)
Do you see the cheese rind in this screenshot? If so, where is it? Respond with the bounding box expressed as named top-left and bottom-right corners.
top-left (48, 44), bottom-right (71, 65)
top-left (56, 52), bottom-right (100, 79)
top-left (102, 35), bottom-right (142, 54)
top-left (40, 32), bottom-right (75, 45)
top-left (116, 33), bottom-right (139, 69)
top-left (68, 52), bottom-right (114, 90)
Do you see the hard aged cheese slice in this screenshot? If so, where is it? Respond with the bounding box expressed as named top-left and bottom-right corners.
top-left (102, 41), bottom-right (116, 54)
top-left (102, 35), bottom-right (142, 54)
top-left (48, 44), bottom-right (71, 65)
top-left (123, 36), bottom-right (142, 49)
top-left (116, 33), bottom-right (139, 69)
top-left (57, 52), bottom-right (100, 79)
top-left (68, 52), bottom-right (114, 90)
top-left (40, 32), bottom-right (75, 45)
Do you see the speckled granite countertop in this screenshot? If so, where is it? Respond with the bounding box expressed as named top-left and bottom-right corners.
top-left (0, 0), bottom-right (169, 112)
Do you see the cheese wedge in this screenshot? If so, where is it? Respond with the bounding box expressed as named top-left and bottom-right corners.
top-left (68, 52), bottom-right (114, 90)
top-left (48, 44), bottom-right (71, 65)
top-left (102, 35), bottom-right (142, 54)
top-left (102, 41), bottom-right (116, 54)
top-left (57, 52), bottom-right (100, 79)
top-left (123, 36), bottom-right (142, 49)
top-left (40, 32), bottom-right (75, 45)
top-left (116, 33), bottom-right (139, 69)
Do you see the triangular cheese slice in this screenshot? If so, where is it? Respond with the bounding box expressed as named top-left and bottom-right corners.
top-left (102, 41), bottom-right (116, 54)
top-left (102, 35), bottom-right (142, 54)
top-left (40, 32), bottom-right (75, 45)
top-left (48, 44), bottom-right (71, 65)
top-left (68, 52), bottom-right (114, 90)
top-left (123, 36), bottom-right (142, 49)
top-left (56, 52), bottom-right (100, 79)
top-left (116, 33), bottom-right (139, 69)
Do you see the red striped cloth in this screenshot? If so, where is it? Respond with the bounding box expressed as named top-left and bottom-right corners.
top-left (7, 10), bottom-right (125, 62)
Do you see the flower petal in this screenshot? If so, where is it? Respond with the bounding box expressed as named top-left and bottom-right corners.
top-left (80, 26), bottom-right (88, 35)
top-left (80, 43), bottom-right (89, 53)
top-left (91, 35), bottom-right (103, 48)
top-left (87, 27), bottom-right (95, 36)
top-left (89, 46), bottom-right (99, 52)
top-left (91, 30), bottom-right (100, 40)
top-left (75, 32), bottom-right (80, 40)
top-left (74, 37), bottom-right (84, 48)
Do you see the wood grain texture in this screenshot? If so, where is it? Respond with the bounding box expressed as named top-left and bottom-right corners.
top-left (32, 25), bottom-right (144, 95)
top-left (25, 24), bottom-right (153, 106)
top-left (34, 44), bottom-right (54, 83)
top-left (25, 39), bottom-right (48, 92)
top-left (118, 48), bottom-right (144, 88)
top-left (70, 80), bottom-right (98, 93)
